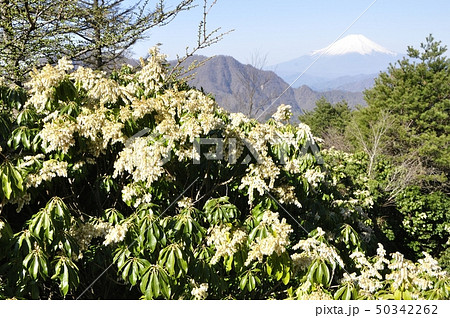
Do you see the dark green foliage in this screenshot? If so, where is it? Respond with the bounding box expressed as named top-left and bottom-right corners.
top-left (299, 97), bottom-right (352, 137)
top-left (345, 36), bottom-right (450, 265)
top-left (363, 35), bottom-right (450, 182)
top-left (396, 187), bottom-right (450, 257)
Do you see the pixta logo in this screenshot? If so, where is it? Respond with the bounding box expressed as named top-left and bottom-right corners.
top-left (127, 128), bottom-right (323, 166)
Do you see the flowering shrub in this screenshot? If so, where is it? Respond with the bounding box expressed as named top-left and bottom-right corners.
top-left (0, 48), bottom-right (448, 299)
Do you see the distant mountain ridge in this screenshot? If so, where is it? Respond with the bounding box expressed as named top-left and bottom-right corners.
top-left (310, 74), bottom-right (378, 92)
top-left (176, 55), bottom-right (366, 118)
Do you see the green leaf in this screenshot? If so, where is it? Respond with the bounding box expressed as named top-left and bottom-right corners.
top-left (115, 247), bottom-right (130, 269)
top-left (150, 272), bottom-right (160, 298)
top-left (266, 263), bottom-right (272, 275)
top-left (159, 273), bottom-right (170, 299)
top-left (121, 260), bottom-right (132, 282)
top-left (61, 263), bottom-right (69, 297)
top-left (226, 255), bottom-right (233, 272)
top-left (12, 130), bottom-right (22, 149)
top-left (149, 233), bottom-right (157, 252)
top-left (343, 286), bottom-right (352, 300)
top-left (178, 257), bottom-right (188, 274)
top-left (334, 286), bottom-right (346, 299)
top-left (321, 262), bottom-right (330, 286)
top-left (38, 254), bottom-right (48, 278)
top-left (1, 171), bottom-right (12, 200)
top-left (9, 165), bottom-right (23, 191)
top-left (52, 258), bottom-right (62, 279)
top-left (166, 250), bottom-right (175, 275)
top-left (239, 274), bottom-right (248, 290)
top-left (21, 130), bottom-right (31, 149)
top-left (307, 260), bottom-right (319, 283)
top-left (31, 256), bottom-right (39, 280)
top-left (130, 261), bottom-right (138, 286)
top-left (403, 290), bottom-right (412, 300)
top-left (248, 274), bottom-right (256, 292)
top-left (140, 270), bottom-right (150, 296)
top-left (316, 261), bottom-right (324, 284)
top-left (282, 269), bottom-right (290, 285)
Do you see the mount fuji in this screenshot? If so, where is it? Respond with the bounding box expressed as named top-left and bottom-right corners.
top-left (271, 34), bottom-right (401, 91)
top-left (311, 34), bottom-right (396, 56)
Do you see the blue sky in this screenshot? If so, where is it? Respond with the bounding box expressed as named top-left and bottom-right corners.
top-left (130, 0), bottom-right (450, 65)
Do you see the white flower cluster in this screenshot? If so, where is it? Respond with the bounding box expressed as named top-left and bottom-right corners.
top-left (9, 193), bottom-right (31, 213)
top-left (245, 210), bottom-right (292, 266)
top-left (74, 106), bottom-right (123, 153)
top-left (386, 252), bottom-right (418, 290)
top-left (353, 189), bottom-right (374, 208)
top-left (57, 57), bottom-right (74, 73)
top-left (348, 245), bottom-right (447, 297)
top-left (90, 78), bottom-right (123, 105)
top-left (40, 115), bottom-right (77, 153)
top-left (272, 185), bottom-right (302, 208)
top-left (291, 253), bottom-right (314, 272)
top-left (177, 197), bottom-right (194, 210)
top-left (272, 104), bottom-right (292, 122)
top-left (76, 106), bottom-right (106, 140)
top-left (206, 225), bottom-right (247, 265)
top-left (39, 104), bottom-right (126, 156)
top-left (229, 112), bottom-right (250, 127)
top-left (103, 223), bottom-right (129, 246)
top-left (304, 169), bottom-right (325, 188)
top-left (385, 251), bottom-right (446, 292)
top-left (283, 158), bottom-right (303, 175)
top-left (239, 160), bottom-right (280, 204)
top-left (298, 289), bottom-right (333, 300)
top-left (18, 154), bottom-right (45, 169)
top-left (180, 116), bottom-right (203, 143)
top-left (71, 161), bottom-right (85, 171)
top-left (25, 57), bottom-right (73, 112)
top-left (71, 67), bottom-right (134, 106)
top-left (190, 281), bottom-right (208, 300)
top-left (417, 252), bottom-right (447, 278)
top-left (114, 87), bottom-right (222, 192)
top-left (128, 98), bottom-right (158, 121)
top-left (101, 120), bottom-right (125, 148)
top-left (121, 183), bottom-right (137, 203)
top-left (227, 121), bottom-right (287, 195)
top-left (297, 122), bottom-right (313, 141)
top-left (137, 47), bottom-right (168, 95)
top-left (348, 244), bottom-right (388, 294)
top-left (70, 221), bottom-right (112, 258)
top-left (113, 137), bottom-right (167, 186)
top-left (70, 66), bottom-right (103, 92)
top-left (121, 183), bottom-right (152, 208)
top-left (291, 227), bottom-right (345, 271)
top-left (26, 159), bottom-right (68, 188)
top-left (293, 281), bottom-right (333, 300)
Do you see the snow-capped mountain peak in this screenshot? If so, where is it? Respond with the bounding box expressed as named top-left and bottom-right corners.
top-left (311, 34), bottom-right (397, 56)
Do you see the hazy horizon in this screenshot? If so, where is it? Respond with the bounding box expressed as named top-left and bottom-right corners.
top-left (128, 0), bottom-right (450, 65)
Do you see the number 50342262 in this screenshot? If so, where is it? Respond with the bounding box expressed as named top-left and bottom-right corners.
top-left (376, 304), bottom-right (438, 315)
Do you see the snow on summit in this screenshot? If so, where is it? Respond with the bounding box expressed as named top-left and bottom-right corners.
top-left (311, 34), bottom-right (397, 56)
